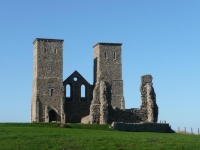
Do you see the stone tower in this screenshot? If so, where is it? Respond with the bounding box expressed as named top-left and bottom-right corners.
top-left (31, 38), bottom-right (65, 123)
top-left (93, 43), bottom-right (125, 109)
top-left (84, 43), bottom-right (125, 124)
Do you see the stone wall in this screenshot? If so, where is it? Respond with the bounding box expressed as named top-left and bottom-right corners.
top-left (63, 71), bottom-right (93, 123)
top-left (140, 75), bottom-right (158, 122)
top-left (81, 74), bottom-right (158, 124)
top-left (110, 122), bottom-right (174, 133)
top-left (88, 81), bottom-right (101, 124)
top-left (100, 81), bottom-right (108, 124)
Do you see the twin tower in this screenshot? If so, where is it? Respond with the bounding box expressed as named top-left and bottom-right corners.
top-left (31, 38), bottom-right (125, 123)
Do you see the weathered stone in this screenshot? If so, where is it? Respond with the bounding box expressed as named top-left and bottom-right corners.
top-left (63, 71), bottom-right (93, 123)
top-left (140, 75), bottom-right (158, 123)
top-left (31, 38), bottom-right (65, 123)
top-left (100, 81), bottom-right (108, 124)
top-left (93, 43), bottom-right (125, 110)
top-left (110, 122), bottom-right (174, 133)
top-left (82, 74), bottom-right (158, 124)
top-left (31, 39), bottom-right (159, 125)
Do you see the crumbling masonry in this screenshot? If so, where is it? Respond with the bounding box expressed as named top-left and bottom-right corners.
top-left (31, 38), bottom-right (158, 124)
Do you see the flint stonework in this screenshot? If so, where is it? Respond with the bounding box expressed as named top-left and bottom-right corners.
top-left (31, 39), bottom-right (159, 125)
top-left (110, 122), bottom-right (174, 133)
top-left (31, 38), bottom-right (65, 123)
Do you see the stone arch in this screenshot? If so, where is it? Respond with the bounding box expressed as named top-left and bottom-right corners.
top-left (49, 109), bottom-right (57, 122)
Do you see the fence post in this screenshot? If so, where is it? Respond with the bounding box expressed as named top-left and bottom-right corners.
top-left (191, 128), bottom-right (193, 134)
top-left (178, 127), bottom-right (180, 133)
top-left (198, 128), bottom-right (199, 135)
top-left (184, 127), bottom-right (186, 134)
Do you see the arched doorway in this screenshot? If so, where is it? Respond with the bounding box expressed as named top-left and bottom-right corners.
top-left (49, 109), bottom-right (57, 122)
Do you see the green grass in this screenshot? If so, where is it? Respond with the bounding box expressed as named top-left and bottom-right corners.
top-left (0, 123), bottom-right (200, 150)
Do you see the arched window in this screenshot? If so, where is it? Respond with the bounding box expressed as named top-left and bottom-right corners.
top-left (66, 84), bottom-right (71, 97)
top-left (113, 51), bottom-right (117, 60)
top-left (105, 51), bottom-right (108, 59)
top-left (81, 84), bottom-right (86, 98)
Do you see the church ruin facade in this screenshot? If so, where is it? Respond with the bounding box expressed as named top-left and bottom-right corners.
top-left (31, 38), bottom-right (158, 124)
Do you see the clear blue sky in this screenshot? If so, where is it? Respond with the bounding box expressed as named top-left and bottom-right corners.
top-left (0, 0), bottom-right (200, 133)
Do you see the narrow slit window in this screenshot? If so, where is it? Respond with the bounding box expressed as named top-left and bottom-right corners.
top-left (114, 51), bottom-right (117, 60)
top-left (105, 51), bottom-right (108, 59)
top-left (44, 48), bottom-right (47, 53)
top-left (50, 89), bottom-right (54, 96)
top-left (81, 84), bottom-right (86, 98)
top-left (54, 49), bottom-right (57, 54)
top-left (66, 84), bottom-right (71, 97)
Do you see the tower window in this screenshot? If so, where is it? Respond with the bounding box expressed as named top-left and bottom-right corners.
top-left (54, 49), bottom-right (57, 54)
top-left (44, 48), bottom-right (47, 53)
top-left (50, 89), bottom-right (54, 96)
top-left (105, 51), bottom-right (108, 59)
top-left (114, 51), bottom-right (117, 60)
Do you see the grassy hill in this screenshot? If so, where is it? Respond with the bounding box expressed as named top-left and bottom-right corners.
top-left (0, 123), bottom-right (199, 150)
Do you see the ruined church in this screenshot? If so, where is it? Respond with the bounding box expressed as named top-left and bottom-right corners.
top-left (31, 38), bottom-right (158, 124)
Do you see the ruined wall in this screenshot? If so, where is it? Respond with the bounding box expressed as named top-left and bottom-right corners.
top-left (108, 74), bottom-right (158, 123)
top-left (63, 71), bottom-right (93, 123)
top-left (81, 74), bottom-right (158, 124)
top-left (140, 75), bottom-right (158, 123)
top-left (110, 122), bottom-right (174, 133)
top-left (88, 81), bottom-right (101, 124)
top-left (99, 81), bottom-right (108, 124)
top-left (84, 81), bottom-right (109, 124)
top-left (31, 38), bottom-right (65, 123)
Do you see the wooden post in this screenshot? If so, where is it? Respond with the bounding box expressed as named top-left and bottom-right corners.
top-left (178, 127), bottom-right (180, 133)
top-left (184, 127), bottom-right (186, 134)
top-left (191, 128), bottom-right (193, 134)
top-left (198, 128), bottom-right (199, 135)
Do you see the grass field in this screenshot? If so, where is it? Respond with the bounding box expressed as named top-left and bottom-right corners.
top-left (0, 123), bottom-right (200, 150)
